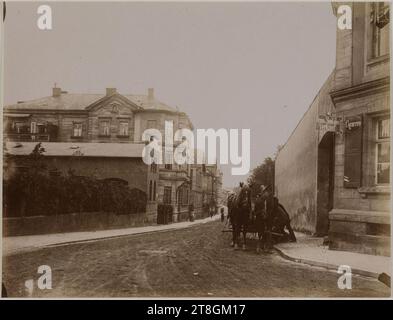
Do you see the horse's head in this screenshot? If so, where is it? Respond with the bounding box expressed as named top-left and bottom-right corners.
top-left (237, 187), bottom-right (251, 209)
top-left (227, 192), bottom-right (235, 207)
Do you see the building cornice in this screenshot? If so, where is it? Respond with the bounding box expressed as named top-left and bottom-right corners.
top-left (3, 109), bottom-right (88, 115)
top-left (330, 77), bottom-right (390, 104)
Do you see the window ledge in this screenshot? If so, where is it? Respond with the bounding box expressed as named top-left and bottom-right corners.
top-left (358, 186), bottom-right (390, 196)
top-left (70, 136), bottom-right (83, 139)
top-left (367, 55), bottom-right (390, 68)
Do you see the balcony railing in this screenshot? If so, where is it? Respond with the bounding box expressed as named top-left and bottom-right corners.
top-left (4, 133), bottom-right (51, 142)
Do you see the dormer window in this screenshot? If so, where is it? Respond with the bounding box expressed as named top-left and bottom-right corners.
top-left (99, 120), bottom-right (111, 136)
top-left (119, 121), bottom-right (129, 136)
top-left (72, 123), bottom-right (83, 137)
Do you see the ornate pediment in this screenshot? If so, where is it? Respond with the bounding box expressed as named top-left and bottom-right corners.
top-left (86, 93), bottom-right (141, 115)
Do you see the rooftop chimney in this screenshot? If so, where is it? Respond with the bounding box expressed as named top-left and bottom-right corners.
top-left (106, 88), bottom-right (117, 96)
top-left (148, 88), bottom-right (154, 101)
top-left (52, 86), bottom-right (61, 97)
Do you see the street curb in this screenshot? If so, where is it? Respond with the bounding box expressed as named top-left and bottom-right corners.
top-left (5, 216), bottom-right (220, 256)
top-left (46, 217), bottom-right (217, 248)
top-left (273, 246), bottom-right (390, 287)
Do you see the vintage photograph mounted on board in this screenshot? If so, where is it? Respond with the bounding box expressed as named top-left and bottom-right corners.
top-left (0, 1), bottom-right (391, 298)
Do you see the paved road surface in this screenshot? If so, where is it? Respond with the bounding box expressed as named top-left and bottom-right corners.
top-left (2, 220), bottom-right (390, 298)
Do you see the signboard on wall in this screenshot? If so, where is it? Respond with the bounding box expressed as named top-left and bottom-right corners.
top-left (316, 114), bottom-right (342, 143)
top-left (345, 118), bottom-right (362, 131)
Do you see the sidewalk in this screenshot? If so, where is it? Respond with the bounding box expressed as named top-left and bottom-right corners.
top-left (274, 233), bottom-right (391, 280)
top-left (3, 215), bottom-right (220, 256)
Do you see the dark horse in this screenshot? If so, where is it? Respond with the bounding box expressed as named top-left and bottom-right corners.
top-left (227, 185), bottom-right (252, 250)
top-left (255, 196), bottom-right (296, 251)
top-left (228, 192), bottom-right (296, 252)
top-left (272, 200), bottom-right (297, 243)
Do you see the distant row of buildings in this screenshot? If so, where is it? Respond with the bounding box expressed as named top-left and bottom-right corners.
top-left (3, 86), bottom-right (222, 223)
top-left (275, 2), bottom-right (390, 256)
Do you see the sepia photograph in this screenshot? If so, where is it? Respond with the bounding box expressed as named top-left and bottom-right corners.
top-left (0, 0), bottom-right (391, 303)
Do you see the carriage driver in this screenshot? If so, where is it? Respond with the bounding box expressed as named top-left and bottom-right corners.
top-left (253, 187), bottom-right (266, 252)
top-left (261, 185), bottom-right (276, 252)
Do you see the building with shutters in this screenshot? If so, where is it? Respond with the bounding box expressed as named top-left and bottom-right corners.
top-left (275, 2), bottom-right (390, 256)
top-left (4, 86), bottom-right (221, 224)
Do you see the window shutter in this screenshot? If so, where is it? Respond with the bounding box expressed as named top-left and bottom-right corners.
top-left (344, 115), bottom-right (363, 188)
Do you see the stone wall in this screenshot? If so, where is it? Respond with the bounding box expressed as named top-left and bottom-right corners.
top-left (275, 73), bottom-right (335, 234)
top-left (275, 100), bottom-right (318, 234)
top-left (3, 211), bottom-right (157, 237)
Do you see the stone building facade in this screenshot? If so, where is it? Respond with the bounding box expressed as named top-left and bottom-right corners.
top-left (275, 72), bottom-right (336, 234)
top-left (4, 87), bottom-right (221, 222)
top-left (275, 2), bottom-right (390, 256)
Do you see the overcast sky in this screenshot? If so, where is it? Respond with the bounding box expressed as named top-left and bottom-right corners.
top-left (3, 1), bottom-right (337, 188)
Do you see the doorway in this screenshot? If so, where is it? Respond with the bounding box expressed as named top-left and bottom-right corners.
top-left (316, 132), bottom-right (335, 236)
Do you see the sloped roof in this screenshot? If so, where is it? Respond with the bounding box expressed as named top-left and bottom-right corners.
top-left (125, 94), bottom-right (178, 113)
top-left (5, 142), bottom-right (145, 158)
top-left (5, 92), bottom-right (179, 113)
top-left (5, 94), bottom-right (104, 111)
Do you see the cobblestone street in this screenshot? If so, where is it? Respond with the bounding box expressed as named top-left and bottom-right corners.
top-left (2, 220), bottom-right (390, 298)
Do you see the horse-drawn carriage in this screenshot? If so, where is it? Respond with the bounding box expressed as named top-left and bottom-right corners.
top-left (224, 184), bottom-right (296, 252)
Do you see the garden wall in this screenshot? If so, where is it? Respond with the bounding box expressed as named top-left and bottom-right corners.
top-left (3, 211), bottom-right (157, 236)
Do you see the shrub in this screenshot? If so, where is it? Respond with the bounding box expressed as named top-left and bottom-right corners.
top-left (4, 160), bottom-right (147, 217)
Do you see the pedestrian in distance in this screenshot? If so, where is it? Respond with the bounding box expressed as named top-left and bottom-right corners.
top-left (220, 207), bottom-right (225, 222)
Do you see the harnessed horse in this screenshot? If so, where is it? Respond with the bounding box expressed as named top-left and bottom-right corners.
top-left (227, 186), bottom-right (252, 250)
top-left (227, 191), bottom-right (296, 252)
top-left (272, 201), bottom-right (296, 243)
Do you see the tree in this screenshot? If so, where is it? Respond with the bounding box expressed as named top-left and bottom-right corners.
top-left (247, 157), bottom-right (275, 198)
top-left (4, 143), bottom-right (148, 217)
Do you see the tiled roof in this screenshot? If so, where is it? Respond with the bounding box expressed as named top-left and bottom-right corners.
top-left (5, 93), bottom-right (180, 113)
top-left (125, 95), bottom-right (178, 113)
top-left (5, 94), bottom-right (104, 111)
top-left (5, 142), bottom-right (145, 158)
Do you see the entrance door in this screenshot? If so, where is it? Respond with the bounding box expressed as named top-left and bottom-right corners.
top-left (316, 132), bottom-right (335, 236)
